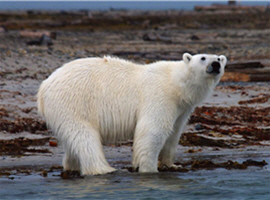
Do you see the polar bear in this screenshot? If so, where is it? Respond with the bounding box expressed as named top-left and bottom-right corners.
top-left (37, 53), bottom-right (226, 175)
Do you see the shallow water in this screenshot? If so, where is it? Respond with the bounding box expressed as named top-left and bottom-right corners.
top-left (1, 166), bottom-right (270, 200)
top-left (1, 146), bottom-right (270, 199)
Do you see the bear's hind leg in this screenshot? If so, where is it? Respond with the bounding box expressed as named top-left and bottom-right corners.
top-left (63, 151), bottom-right (80, 171)
top-left (64, 124), bottom-right (117, 175)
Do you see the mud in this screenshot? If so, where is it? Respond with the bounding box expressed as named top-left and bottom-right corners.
top-left (112, 159), bottom-right (268, 173)
top-left (0, 157), bottom-right (267, 179)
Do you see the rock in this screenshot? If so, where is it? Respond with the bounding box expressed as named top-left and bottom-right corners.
top-left (222, 61), bottom-right (270, 82)
top-left (143, 32), bottom-right (172, 43)
top-left (243, 159), bottom-right (268, 167)
top-left (238, 94), bottom-right (270, 104)
top-left (195, 124), bottom-right (204, 130)
top-left (226, 61), bottom-right (264, 70)
top-left (221, 72), bottom-right (250, 82)
top-left (20, 30), bottom-right (57, 39)
top-left (180, 132), bottom-right (235, 148)
top-left (191, 35), bottom-right (200, 40)
top-left (0, 26), bottom-right (8, 33)
top-left (40, 34), bottom-right (53, 46)
top-left (27, 34), bottom-right (53, 46)
top-left (49, 141), bottom-right (58, 147)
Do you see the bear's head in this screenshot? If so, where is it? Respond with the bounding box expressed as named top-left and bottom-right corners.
top-left (183, 53), bottom-right (227, 82)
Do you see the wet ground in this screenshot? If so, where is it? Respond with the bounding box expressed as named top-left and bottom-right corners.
top-left (1, 145), bottom-right (270, 199)
top-left (0, 9), bottom-right (270, 199)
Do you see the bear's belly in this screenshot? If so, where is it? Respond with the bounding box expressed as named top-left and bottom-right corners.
top-left (98, 108), bottom-right (137, 145)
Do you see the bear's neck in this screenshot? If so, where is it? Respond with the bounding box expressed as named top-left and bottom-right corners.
top-left (176, 69), bottom-right (216, 107)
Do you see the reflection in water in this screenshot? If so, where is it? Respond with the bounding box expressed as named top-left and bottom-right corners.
top-left (1, 166), bottom-right (270, 199)
top-left (50, 173), bottom-right (195, 199)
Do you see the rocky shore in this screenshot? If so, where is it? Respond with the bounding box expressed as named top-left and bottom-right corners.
top-left (0, 8), bottom-right (269, 177)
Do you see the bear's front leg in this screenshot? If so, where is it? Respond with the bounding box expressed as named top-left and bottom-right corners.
top-left (158, 109), bottom-right (193, 169)
top-left (132, 118), bottom-right (171, 173)
top-left (158, 132), bottom-right (180, 169)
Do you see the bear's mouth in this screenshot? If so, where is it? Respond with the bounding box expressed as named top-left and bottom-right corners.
top-left (206, 61), bottom-right (221, 74)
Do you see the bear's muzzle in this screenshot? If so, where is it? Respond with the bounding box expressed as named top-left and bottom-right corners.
top-left (206, 61), bottom-right (221, 74)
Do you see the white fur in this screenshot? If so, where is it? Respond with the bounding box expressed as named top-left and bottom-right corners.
top-left (37, 53), bottom-right (226, 175)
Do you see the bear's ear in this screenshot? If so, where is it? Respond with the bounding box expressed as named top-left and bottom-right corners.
top-left (219, 55), bottom-right (227, 66)
top-left (183, 53), bottom-right (192, 64)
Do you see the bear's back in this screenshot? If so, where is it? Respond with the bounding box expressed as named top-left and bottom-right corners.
top-left (38, 56), bottom-right (144, 143)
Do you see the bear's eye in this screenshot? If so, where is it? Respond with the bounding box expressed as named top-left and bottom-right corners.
top-left (201, 57), bottom-right (206, 61)
top-left (217, 58), bottom-right (220, 61)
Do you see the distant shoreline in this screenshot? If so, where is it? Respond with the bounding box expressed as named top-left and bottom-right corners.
top-left (0, 1), bottom-right (269, 11)
top-left (1, 7), bottom-right (270, 31)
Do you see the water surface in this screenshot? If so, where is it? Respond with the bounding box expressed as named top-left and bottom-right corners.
top-left (1, 165), bottom-right (270, 200)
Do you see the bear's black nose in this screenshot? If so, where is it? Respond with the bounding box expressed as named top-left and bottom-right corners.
top-left (211, 61), bottom-right (220, 74)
